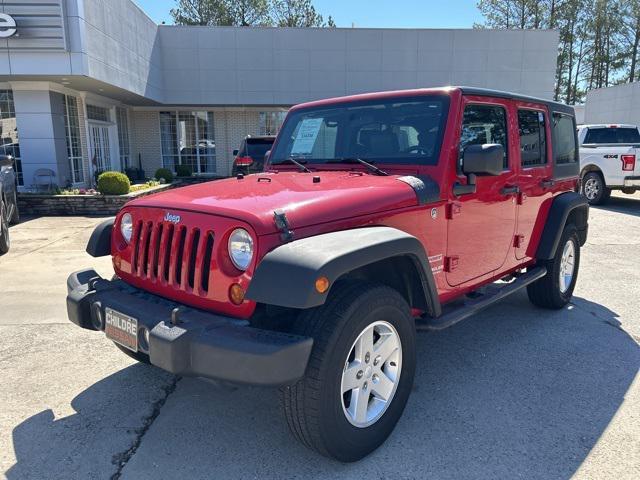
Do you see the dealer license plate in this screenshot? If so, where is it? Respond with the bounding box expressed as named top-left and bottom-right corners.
top-left (104, 307), bottom-right (138, 352)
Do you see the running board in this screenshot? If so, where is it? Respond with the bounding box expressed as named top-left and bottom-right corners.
top-left (416, 267), bottom-right (547, 331)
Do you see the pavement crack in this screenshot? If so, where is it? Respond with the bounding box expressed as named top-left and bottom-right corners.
top-left (111, 375), bottom-right (181, 479)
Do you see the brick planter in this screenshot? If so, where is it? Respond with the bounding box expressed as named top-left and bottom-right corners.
top-left (17, 184), bottom-right (172, 216)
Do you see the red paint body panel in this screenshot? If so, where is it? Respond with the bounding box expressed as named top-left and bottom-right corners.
top-left (110, 87), bottom-right (579, 319)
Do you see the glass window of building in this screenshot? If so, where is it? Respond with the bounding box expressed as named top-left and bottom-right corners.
top-left (259, 111), bottom-right (287, 135)
top-left (160, 111), bottom-right (216, 174)
top-left (116, 107), bottom-right (131, 169)
top-left (63, 95), bottom-right (84, 184)
top-left (87, 104), bottom-right (110, 122)
top-left (0, 90), bottom-right (22, 186)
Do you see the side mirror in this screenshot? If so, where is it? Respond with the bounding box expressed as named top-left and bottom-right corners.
top-left (0, 155), bottom-right (13, 167)
top-left (232, 149), bottom-right (239, 156)
top-left (462, 144), bottom-right (504, 176)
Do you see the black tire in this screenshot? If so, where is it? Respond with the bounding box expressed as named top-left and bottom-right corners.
top-left (0, 199), bottom-right (10, 255)
top-left (527, 224), bottom-right (580, 309)
top-left (581, 171), bottom-right (611, 205)
top-left (280, 282), bottom-right (416, 462)
top-left (114, 342), bottom-right (150, 364)
top-left (9, 191), bottom-right (19, 225)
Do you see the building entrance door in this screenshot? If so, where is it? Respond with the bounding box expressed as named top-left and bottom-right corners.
top-left (90, 125), bottom-right (112, 173)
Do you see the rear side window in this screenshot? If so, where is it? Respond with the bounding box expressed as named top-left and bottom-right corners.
top-left (460, 104), bottom-right (509, 169)
top-left (584, 127), bottom-right (640, 144)
top-left (553, 113), bottom-right (578, 164)
top-left (518, 109), bottom-right (547, 167)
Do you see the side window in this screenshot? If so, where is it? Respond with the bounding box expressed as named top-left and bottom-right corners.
top-left (518, 109), bottom-right (547, 167)
top-left (460, 104), bottom-right (508, 169)
top-left (553, 113), bottom-right (578, 164)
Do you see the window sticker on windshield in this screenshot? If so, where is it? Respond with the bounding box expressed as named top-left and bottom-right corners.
top-left (291, 118), bottom-right (323, 155)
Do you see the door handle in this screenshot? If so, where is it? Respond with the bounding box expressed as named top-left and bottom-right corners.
top-left (540, 179), bottom-right (555, 188)
top-left (500, 185), bottom-right (520, 195)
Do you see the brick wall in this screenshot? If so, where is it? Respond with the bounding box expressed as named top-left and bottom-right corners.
top-left (131, 110), bottom-right (162, 177)
top-left (215, 111), bottom-right (260, 176)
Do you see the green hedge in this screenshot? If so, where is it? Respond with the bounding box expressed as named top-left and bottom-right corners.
top-left (176, 164), bottom-right (193, 177)
top-left (154, 168), bottom-right (173, 183)
top-left (97, 171), bottom-right (130, 195)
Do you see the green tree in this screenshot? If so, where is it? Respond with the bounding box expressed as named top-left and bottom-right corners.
top-left (271, 0), bottom-right (335, 27)
top-left (170, 0), bottom-right (224, 25)
top-left (223, 0), bottom-right (271, 26)
top-left (172, 0), bottom-right (271, 26)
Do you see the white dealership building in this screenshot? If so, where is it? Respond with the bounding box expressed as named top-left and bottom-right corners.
top-left (0, 0), bottom-right (559, 189)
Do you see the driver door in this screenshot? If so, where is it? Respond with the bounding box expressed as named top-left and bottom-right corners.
top-left (446, 98), bottom-right (518, 286)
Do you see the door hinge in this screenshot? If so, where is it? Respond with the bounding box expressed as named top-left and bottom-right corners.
top-left (446, 202), bottom-right (462, 219)
top-left (444, 256), bottom-right (459, 272)
top-left (517, 192), bottom-right (527, 205)
top-left (514, 234), bottom-right (525, 248)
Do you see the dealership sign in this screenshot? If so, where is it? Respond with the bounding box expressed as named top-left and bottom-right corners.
top-left (0, 14), bottom-right (17, 38)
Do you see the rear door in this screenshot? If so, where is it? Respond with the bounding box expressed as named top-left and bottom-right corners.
top-left (513, 103), bottom-right (553, 260)
top-left (446, 97), bottom-right (517, 286)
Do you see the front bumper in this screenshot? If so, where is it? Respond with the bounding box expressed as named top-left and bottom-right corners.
top-left (66, 269), bottom-right (313, 386)
top-left (623, 176), bottom-right (640, 188)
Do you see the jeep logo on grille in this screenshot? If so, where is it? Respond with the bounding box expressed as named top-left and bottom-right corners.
top-left (164, 212), bottom-right (181, 224)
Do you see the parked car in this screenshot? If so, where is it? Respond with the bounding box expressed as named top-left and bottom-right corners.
top-left (0, 154), bottom-right (20, 255)
top-left (66, 87), bottom-right (588, 462)
top-left (231, 135), bottom-right (276, 175)
top-left (578, 124), bottom-right (640, 204)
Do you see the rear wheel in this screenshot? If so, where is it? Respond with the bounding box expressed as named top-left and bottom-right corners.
top-left (527, 224), bottom-right (580, 309)
top-left (0, 199), bottom-right (10, 255)
top-left (581, 171), bottom-right (611, 205)
top-left (280, 282), bottom-right (416, 462)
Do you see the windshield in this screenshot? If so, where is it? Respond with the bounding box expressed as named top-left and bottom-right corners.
top-left (270, 95), bottom-right (450, 166)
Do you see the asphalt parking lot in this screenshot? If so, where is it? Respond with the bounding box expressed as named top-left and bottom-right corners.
top-left (1, 195), bottom-right (639, 480)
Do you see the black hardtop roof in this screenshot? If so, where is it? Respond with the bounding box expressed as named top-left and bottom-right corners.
top-left (459, 87), bottom-right (575, 116)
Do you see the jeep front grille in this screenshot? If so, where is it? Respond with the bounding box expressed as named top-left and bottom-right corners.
top-left (131, 220), bottom-right (214, 294)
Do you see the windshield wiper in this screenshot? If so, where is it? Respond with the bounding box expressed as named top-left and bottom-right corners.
top-left (330, 157), bottom-right (388, 176)
top-left (272, 156), bottom-right (312, 173)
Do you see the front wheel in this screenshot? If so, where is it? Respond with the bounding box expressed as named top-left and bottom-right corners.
top-left (280, 282), bottom-right (416, 462)
top-left (10, 191), bottom-right (19, 225)
top-left (0, 199), bottom-right (10, 255)
top-left (527, 224), bottom-right (580, 309)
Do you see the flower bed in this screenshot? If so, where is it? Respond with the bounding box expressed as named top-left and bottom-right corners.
top-left (17, 183), bottom-right (171, 216)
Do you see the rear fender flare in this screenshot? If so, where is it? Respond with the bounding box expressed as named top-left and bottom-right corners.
top-left (536, 192), bottom-right (589, 261)
top-left (246, 226), bottom-right (441, 316)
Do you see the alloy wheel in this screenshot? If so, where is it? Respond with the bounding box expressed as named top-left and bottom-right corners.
top-left (340, 320), bottom-right (402, 428)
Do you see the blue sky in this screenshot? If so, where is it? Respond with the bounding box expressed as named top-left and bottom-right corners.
top-left (133, 0), bottom-right (482, 28)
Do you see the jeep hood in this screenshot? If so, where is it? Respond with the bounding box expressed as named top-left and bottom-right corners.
top-left (129, 171), bottom-right (424, 235)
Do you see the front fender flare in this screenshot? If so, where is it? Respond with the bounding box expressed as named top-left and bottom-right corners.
top-left (86, 218), bottom-right (114, 257)
top-left (246, 226), bottom-right (440, 315)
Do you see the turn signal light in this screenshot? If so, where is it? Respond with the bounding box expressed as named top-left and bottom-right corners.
top-left (315, 276), bottom-right (330, 294)
top-left (229, 283), bottom-right (246, 305)
top-left (621, 154), bottom-right (636, 171)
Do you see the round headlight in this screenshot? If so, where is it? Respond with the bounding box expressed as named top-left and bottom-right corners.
top-left (120, 213), bottom-right (133, 243)
top-left (228, 228), bottom-right (254, 271)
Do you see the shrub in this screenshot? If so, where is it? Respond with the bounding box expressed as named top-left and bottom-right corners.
top-left (154, 168), bottom-right (173, 183)
top-left (175, 164), bottom-right (193, 177)
top-left (97, 171), bottom-right (130, 195)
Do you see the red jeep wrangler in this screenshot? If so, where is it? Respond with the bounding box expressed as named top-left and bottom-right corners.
top-left (67, 87), bottom-right (588, 462)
